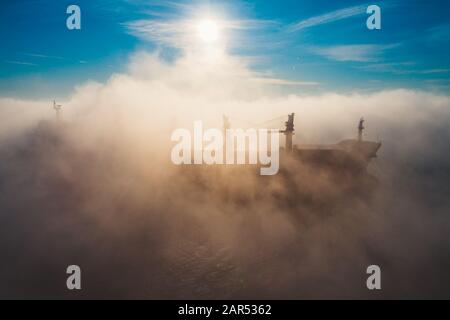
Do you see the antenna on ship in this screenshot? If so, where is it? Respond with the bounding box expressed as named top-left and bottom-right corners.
top-left (281, 113), bottom-right (295, 154)
top-left (223, 115), bottom-right (231, 157)
top-left (358, 117), bottom-right (365, 141)
top-left (53, 100), bottom-right (63, 121)
top-left (223, 115), bottom-right (230, 134)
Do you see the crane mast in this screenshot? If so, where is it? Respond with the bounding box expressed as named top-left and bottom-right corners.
top-left (358, 117), bottom-right (365, 141)
top-left (281, 113), bottom-right (295, 154)
top-left (53, 100), bottom-right (62, 121)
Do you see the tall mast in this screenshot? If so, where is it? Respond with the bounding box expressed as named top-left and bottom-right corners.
top-left (223, 115), bottom-right (230, 135)
top-left (223, 115), bottom-right (231, 160)
top-left (282, 113), bottom-right (295, 154)
top-left (358, 117), bottom-right (365, 141)
top-left (53, 100), bottom-right (62, 121)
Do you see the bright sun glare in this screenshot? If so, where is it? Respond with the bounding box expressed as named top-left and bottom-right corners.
top-left (196, 19), bottom-right (220, 43)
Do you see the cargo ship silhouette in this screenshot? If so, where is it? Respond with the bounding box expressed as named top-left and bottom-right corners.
top-left (222, 113), bottom-right (382, 175)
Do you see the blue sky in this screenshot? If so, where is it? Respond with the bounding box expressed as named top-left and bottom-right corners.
top-left (1, 0), bottom-right (449, 98)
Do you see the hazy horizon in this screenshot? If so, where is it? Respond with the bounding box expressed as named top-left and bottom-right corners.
top-left (1, 0), bottom-right (450, 299)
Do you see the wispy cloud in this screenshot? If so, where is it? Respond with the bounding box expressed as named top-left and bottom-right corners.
top-left (251, 77), bottom-right (319, 86)
top-left (356, 63), bottom-right (450, 75)
top-left (417, 69), bottom-right (450, 75)
top-left (22, 53), bottom-right (65, 60)
top-left (4, 60), bottom-right (38, 66)
top-left (22, 52), bottom-right (88, 65)
top-left (310, 44), bottom-right (398, 62)
top-left (428, 24), bottom-right (450, 42)
top-left (125, 18), bottom-right (277, 49)
top-left (355, 62), bottom-right (415, 73)
top-left (125, 19), bottom-right (186, 47)
top-left (288, 5), bottom-right (367, 32)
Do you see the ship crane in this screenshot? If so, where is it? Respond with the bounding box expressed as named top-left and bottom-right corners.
top-left (358, 117), bottom-right (365, 141)
top-left (222, 115), bottom-right (231, 134)
top-left (53, 100), bottom-right (63, 120)
top-left (280, 113), bottom-right (295, 154)
top-left (222, 113), bottom-right (296, 154)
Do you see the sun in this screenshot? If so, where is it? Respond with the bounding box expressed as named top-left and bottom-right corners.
top-left (196, 19), bottom-right (220, 43)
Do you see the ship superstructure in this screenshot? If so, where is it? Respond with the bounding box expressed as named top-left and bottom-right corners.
top-left (226, 113), bottom-right (382, 174)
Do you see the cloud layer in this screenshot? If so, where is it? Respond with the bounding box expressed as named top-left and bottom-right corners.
top-left (1, 51), bottom-right (450, 299)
